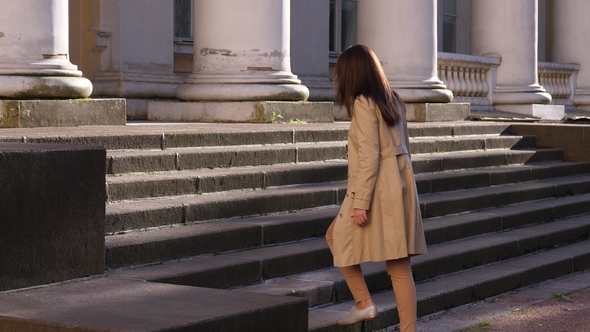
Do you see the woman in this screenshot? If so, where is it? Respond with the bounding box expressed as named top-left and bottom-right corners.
top-left (326, 45), bottom-right (427, 331)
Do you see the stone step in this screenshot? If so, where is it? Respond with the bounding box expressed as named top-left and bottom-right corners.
top-left (106, 161), bottom-right (348, 202)
top-left (105, 181), bottom-right (346, 234)
top-left (104, 134), bottom-right (543, 175)
top-left (231, 200), bottom-right (590, 308)
top-left (105, 208), bottom-right (338, 270)
top-left (419, 173), bottom-right (590, 218)
top-left (411, 148), bottom-right (563, 173)
top-left (0, 121), bottom-right (515, 150)
top-left (105, 141), bottom-right (348, 174)
top-left (307, 238), bottom-right (590, 331)
top-left (409, 134), bottom-right (536, 154)
top-left (105, 170), bottom-right (590, 235)
top-left (107, 194), bottom-right (590, 291)
top-left (415, 160), bottom-right (590, 195)
top-left (106, 159), bottom-right (590, 203)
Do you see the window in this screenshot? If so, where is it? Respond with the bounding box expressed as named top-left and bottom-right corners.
top-left (437, 0), bottom-right (471, 55)
top-left (329, 0), bottom-right (357, 56)
top-left (174, 0), bottom-right (192, 40)
top-left (442, 0), bottom-right (457, 53)
top-left (173, 0), bottom-right (193, 73)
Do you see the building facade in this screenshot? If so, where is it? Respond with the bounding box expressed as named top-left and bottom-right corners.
top-left (1, 0), bottom-right (589, 125)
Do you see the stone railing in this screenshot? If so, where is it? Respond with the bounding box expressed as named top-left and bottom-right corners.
top-left (538, 62), bottom-right (580, 109)
top-left (437, 52), bottom-right (501, 111)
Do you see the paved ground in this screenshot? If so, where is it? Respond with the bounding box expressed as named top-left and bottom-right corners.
top-left (413, 269), bottom-right (590, 332)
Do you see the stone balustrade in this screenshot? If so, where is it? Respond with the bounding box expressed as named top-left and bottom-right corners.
top-left (538, 62), bottom-right (580, 109)
top-left (438, 53), bottom-right (580, 113)
top-left (437, 52), bottom-right (500, 111)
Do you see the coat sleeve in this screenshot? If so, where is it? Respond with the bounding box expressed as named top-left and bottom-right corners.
top-left (351, 97), bottom-right (380, 211)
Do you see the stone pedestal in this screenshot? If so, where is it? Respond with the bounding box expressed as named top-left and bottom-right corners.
top-left (147, 101), bottom-right (334, 123)
top-left (0, 143), bottom-right (105, 291)
top-left (0, 99), bottom-right (126, 128)
top-left (405, 103), bottom-right (470, 122)
top-left (175, 0), bottom-right (309, 102)
top-left (0, 0), bottom-right (92, 98)
top-left (552, 0), bottom-right (590, 112)
top-left (472, 0), bottom-right (559, 119)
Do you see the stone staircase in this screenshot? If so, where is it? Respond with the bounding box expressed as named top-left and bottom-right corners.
top-left (1, 121), bottom-right (590, 331)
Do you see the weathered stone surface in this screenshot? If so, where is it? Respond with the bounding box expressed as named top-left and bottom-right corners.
top-left (0, 99), bottom-right (125, 128)
top-left (0, 277), bottom-right (308, 332)
top-left (405, 102), bottom-right (470, 122)
top-left (148, 100), bottom-right (334, 123)
top-left (0, 143), bottom-right (105, 291)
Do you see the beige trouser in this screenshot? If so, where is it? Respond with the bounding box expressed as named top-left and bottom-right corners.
top-left (326, 220), bottom-right (417, 332)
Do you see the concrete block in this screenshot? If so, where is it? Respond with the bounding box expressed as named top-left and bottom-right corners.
top-left (0, 278), bottom-right (308, 332)
top-left (405, 103), bottom-right (470, 122)
top-left (0, 99), bottom-right (126, 128)
top-left (148, 100), bottom-right (334, 123)
top-left (0, 143), bottom-right (105, 291)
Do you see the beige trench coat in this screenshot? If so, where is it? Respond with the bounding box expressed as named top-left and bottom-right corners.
top-left (332, 96), bottom-right (427, 267)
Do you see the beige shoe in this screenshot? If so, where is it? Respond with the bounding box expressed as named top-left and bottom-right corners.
top-left (337, 304), bottom-right (378, 325)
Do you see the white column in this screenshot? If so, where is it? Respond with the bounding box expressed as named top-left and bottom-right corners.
top-left (0, 0), bottom-right (92, 98)
top-left (92, 0), bottom-right (180, 99)
top-left (176, 0), bottom-right (309, 101)
top-left (472, 0), bottom-right (560, 119)
top-left (356, 0), bottom-right (452, 103)
top-left (291, 0), bottom-right (333, 101)
top-left (552, 0), bottom-right (590, 112)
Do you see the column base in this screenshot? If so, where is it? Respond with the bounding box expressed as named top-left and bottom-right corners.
top-left (0, 99), bottom-right (126, 128)
top-left (298, 76), bottom-right (334, 101)
top-left (92, 72), bottom-right (181, 98)
top-left (176, 84), bottom-right (310, 102)
top-left (494, 104), bottom-right (565, 121)
top-left (393, 87), bottom-right (453, 104)
top-left (405, 103), bottom-right (470, 122)
top-left (147, 101), bottom-right (334, 123)
top-left (0, 76), bottom-right (92, 99)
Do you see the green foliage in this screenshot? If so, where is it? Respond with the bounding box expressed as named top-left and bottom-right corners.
top-left (553, 293), bottom-right (571, 302)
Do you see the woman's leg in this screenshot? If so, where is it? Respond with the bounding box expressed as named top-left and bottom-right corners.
top-left (326, 220), bottom-right (372, 306)
top-left (386, 257), bottom-right (417, 332)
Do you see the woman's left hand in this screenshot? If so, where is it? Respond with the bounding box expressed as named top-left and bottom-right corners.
top-left (353, 209), bottom-right (369, 227)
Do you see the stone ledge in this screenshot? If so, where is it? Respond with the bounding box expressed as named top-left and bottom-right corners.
top-left (0, 99), bottom-right (126, 128)
top-left (147, 100), bottom-right (334, 123)
top-left (0, 277), bottom-right (308, 332)
top-left (406, 102), bottom-right (471, 122)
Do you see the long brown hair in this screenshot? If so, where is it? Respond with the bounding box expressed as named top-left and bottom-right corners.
top-left (333, 44), bottom-right (400, 126)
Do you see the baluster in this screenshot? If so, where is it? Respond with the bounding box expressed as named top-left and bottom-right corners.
top-left (466, 66), bottom-right (475, 98)
top-left (458, 65), bottom-right (467, 97)
top-left (480, 67), bottom-right (489, 106)
top-left (447, 65), bottom-right (456, 93)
